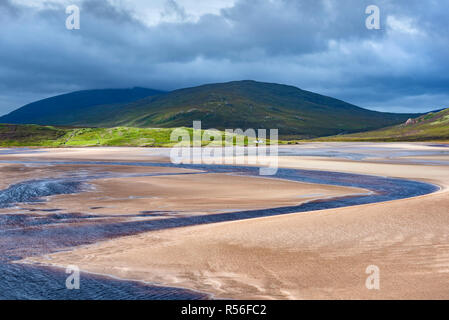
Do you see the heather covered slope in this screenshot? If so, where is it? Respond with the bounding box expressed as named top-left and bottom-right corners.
top-left (108, 81), bottom-right (418, 138)
top-left (0, 81), bottom-right (418, 139)
top-left (313, 108), bottom-right (449, 142)
top-left (0, 87), bottom-right (164, 126)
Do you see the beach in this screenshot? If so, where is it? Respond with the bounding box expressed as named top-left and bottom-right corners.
top-left (3, 143), bottom-right (449, 299)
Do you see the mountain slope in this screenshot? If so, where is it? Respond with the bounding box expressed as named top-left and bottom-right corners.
top-left (0, 81), bottom-right (418, 138)
top-left (0, 87), bottom-right (164, 126)
top-left (108, 81), bottom-right (419, 138)
top-left (313, 108), bottom-right (449, 141)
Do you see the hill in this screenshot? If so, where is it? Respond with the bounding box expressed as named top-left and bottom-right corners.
top-left (0, 81), bottom-right (419, 138)
top-left (0, 87), bottom-right (164, 126)
top-left (312, 108), bottom-right (449, 142)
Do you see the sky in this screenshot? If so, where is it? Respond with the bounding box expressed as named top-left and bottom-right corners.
top-left (0, 0), bottom-right (448, 116)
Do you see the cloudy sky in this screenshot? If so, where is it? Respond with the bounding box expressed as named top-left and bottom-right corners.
top-left (0, 0), bottom-right (448, 116)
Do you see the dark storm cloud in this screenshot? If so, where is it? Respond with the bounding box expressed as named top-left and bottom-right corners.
top-left (0, 0), bottom-right (448, 115)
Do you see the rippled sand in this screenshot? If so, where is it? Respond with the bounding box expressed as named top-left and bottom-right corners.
top-left (0, 162), bottom-right (361, 217)
top-left (9, 143), bottom-right (449, 299)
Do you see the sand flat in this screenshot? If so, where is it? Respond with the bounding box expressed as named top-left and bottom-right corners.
top-left (11, 145), bottom-right (449, 299)
top-left (42, 172), bottom-right (362, 216)
top-left (0, 147), bottom-right (171, 163)
top-left (0, 160), bottom-right (363, 216)
top-left (26, 187), bottom-right (449, 299)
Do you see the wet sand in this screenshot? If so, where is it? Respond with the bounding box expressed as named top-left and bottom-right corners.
top-left (0, 162), bottom-right (361, 217)
top-left (50, 173), bottom-right (362, 216)
top-left (7, 144), bottom-right (449, 299)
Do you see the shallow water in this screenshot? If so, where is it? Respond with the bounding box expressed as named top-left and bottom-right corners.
top-left (0, 159), bottom-right (440, 299)
top-left (0, 148), bottom-right (43, 155)
top-left (277, 145), bottom-right (449, 161)
top-left (0, 263), bottom-right (208, 300)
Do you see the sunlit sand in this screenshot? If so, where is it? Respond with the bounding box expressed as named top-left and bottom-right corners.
top-left (3, 143), bottom-right (449, 299)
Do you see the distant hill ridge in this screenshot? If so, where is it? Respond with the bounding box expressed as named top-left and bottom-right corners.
top-left (0, 80), bottom-right (420, 138)
top-left (0, 87), bottom-right (164, 127)
top-left (314, 108), bottom-right (449, 142)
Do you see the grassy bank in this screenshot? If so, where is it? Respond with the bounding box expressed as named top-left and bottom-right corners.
top-left (0, 124), bottom-right (276, 147)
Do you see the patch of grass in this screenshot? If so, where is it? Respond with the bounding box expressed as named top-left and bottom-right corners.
top-left (0, 124), bottom-right (69, 147)
top-left (0, 124), bottom-right (278, 147)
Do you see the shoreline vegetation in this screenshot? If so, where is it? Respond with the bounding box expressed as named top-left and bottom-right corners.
top-left (0, 122), bottom-right (448, 148)
top-left (0, 124), bottom-right (275, 148)
top-left (0, 107), bottom-right (448, 147)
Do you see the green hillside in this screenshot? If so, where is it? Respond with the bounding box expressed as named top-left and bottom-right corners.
top-left (0, 81), bottom-right (418, 139)
top-left (0, 124), bottom-right (68, 146)
top-left (0, 87), bottom-right (164, 126)
top-left (0, 124), bottom-right (263, 147)
top-left (312, 108), bottom-right (449, 142)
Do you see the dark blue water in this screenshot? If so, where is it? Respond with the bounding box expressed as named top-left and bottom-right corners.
top-left (0, 160), bottom-right (440, 299)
